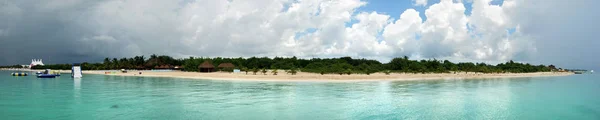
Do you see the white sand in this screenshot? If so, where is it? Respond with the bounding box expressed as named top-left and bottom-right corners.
top-left (1, 68), bottom-right (573, 81)
top-left (82, 70), bottom-right (573, 82)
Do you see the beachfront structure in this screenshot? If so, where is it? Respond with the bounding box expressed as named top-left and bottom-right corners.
top-left (154, 65), bottom-right (174, 69)
top-left (217, 63), bottom-right (235, 72)
top-left (29, 59), bottom-right (44, 68)
top-left (173, 66), bottom-right (184, 70)
top-left (72, 63), bottom-right (82, 78)
top-left (198, 61), bottom-right (215, 72)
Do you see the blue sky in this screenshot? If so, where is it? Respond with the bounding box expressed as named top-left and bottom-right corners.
top-left (0, 0), bottom-right (598, 70)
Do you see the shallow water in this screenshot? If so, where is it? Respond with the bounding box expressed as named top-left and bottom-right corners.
top-left (1, 71), bottom-right (599, 119)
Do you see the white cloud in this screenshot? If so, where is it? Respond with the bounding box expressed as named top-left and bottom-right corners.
top-left (341, 11), bottom-right (391, 59)
top-left (382, 9), bottom-right (422, 57)
top-left (2, 0), bottom-right (591, 66)
top-left (419, 0), bottom-right (469, 58)
top-left (414, 0), bottom-right (428, 6)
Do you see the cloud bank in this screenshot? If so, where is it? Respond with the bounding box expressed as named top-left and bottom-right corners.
top-left (0, 0), bottom-right (598, 69)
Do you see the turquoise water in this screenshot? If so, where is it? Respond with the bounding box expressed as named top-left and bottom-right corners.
top-left (1, 71), bottom-right (599, 120)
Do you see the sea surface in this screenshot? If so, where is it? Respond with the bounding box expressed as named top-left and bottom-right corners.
top-left (1, 71), bottom-right (599, 120)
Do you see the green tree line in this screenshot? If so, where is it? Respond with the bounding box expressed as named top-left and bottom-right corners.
top-left (4, 55), bottom-right (557, 74)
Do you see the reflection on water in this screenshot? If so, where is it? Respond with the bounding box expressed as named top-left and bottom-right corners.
top-left (0, 71), bottom-right (598, 120)
top-left (74, 78), bottom-right (81, 104)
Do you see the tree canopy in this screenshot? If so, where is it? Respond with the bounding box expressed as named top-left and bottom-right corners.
top-left (4, 55), bottom-right (557, 74)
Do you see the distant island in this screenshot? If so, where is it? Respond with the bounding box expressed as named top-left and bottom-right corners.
top-left (1, 55), bottom-right (573, 81)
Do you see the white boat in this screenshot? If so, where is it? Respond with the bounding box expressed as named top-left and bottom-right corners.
top-left (591, 70), bottom-right (594, 73)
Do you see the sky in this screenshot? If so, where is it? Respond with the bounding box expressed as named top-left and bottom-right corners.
top-left (0, 0), bottom-right (598, 70)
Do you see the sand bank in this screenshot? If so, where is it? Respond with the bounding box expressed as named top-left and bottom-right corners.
top-left (81, 70), bottom-right (573, 82)
top-left (1, 68), bottom-right (573, 81)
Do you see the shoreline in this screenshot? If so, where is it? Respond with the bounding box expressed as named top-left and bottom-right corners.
top-left (2, 68), bottom-right (573, 82)
top-left (87, 70), bottom-right (573, 82)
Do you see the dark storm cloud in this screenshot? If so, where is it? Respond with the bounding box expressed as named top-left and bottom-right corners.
top-left (0, 0), bottom-right (178, 65)
top-left (0, 0), bottom-right (103, 65)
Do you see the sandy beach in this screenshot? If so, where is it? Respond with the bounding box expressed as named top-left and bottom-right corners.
top-left (78, 70), bottom-right (573, 82)
top-left (1, 68), bottom-right (574, 81)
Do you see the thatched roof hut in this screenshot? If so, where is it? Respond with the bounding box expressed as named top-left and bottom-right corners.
top-left (217, 63), bottom-right (235, 72)
top-left (198, 61), bottom-right (214, 68)
top-left (136, 66), bottom-right (146, 70)
top-left (217, 63), bottom-right (235, 68)
top-left (154, 65), bottom-right (174, 69)
top-left (198, 61), bottom-right (215, 72)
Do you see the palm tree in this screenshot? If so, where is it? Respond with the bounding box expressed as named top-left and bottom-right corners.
top-left (287, 68), bottom-right (297, 75)
top-left (272, 69), bottom-right (278, 75)
top-left (103, 58), bottom-right (111, 65)
top-left (252, 68), bottom-right (259, 75)
top-left (241, 67), bottom-right (249, 75)
top-left (384, 70), bottom-right (391, 75)
top-left (261, 68), bottom-right (267, 75)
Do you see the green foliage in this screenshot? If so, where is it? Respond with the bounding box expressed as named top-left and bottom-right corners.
top-left (383, 70), bottom-right (391, 75)
top-left (261, 68), bottom-right (267, 75)
top-left (0, 64), bottom-right (23, 68)
top-left (389, 56), bottom-right (411, 72)
top-left (221, 67), bottom-right (234, 73)
top-left (252, 68), bottom-right (259, 75)
top-left (272, 69), bottom-right (278, 75)
top-left (31, 64), bottom-right (72, 70)
top-left (241, 67), bottom-right (249, 74)
top-left (11, 55), bottom-right (555, 74)
top-left (358, 63), bottom-right (379, 75)
top-left (345, 69), bottom-right (353, 75)
top-left (287, 68), bottom-right (298, 75)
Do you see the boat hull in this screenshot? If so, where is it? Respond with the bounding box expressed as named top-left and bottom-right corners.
top-left (37, 74), bottom-right (59, 78)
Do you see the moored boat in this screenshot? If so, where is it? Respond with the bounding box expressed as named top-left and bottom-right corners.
top-left (36, 69), bottom-right (60, 78)
top-left (37, 74), bottom-right (59, 78)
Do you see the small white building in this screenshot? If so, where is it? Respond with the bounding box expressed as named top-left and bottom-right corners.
top-left (29, 59), bottom-right (44, 68)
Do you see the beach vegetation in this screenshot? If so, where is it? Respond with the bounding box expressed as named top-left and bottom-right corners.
top-left (345, 69), bottom-right (353, 75)
top-left (384, 70), bottom-right (391, 75)
top-left (287, 68), bottom-right (298, 75)
top-left (20, 55), bottom-right (555, 74)
top-left (241, 67), bottom-right (249, 74)
top-left (252, 68), bottom-right (259, 75)
top-left (261, 68), bottom-right (267, 75)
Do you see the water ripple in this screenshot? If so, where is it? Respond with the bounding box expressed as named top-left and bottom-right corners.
top-left (0, 71), bottom-right (599, 119)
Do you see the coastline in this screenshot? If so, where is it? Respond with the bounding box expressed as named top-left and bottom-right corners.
top-left (86, 70), bottom-right (572, 82)
top-left (1, 68), bottom-right (573, 82)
